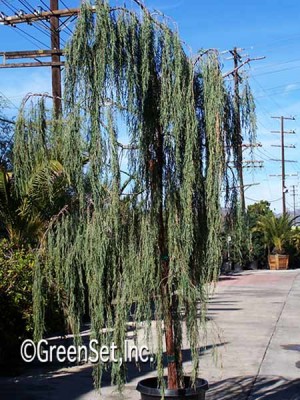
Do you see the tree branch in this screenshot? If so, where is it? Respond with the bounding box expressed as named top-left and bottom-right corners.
top-left (223, 56), bottom-right (265, 78)
top-left (193, 49), bottom-right (219, 66)
top-left (20, 92), bottom-right (57, 110)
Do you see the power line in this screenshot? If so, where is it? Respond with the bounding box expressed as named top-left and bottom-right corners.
top-left (254, 99), bottom-right (274, 121)
top-left (5, 25), bottom-right (48, 48)
top-left (251, 58), bottom-right (300, 73)
top-left (26, 5), bottom-right (61, 45)
top-left (255, 148), bottom-right (274, 162)
top-left (60, 0), bottom-right (70, 9)
top-left (18, 0), bottom-right (67, 46)
top-left (8, 0), bottom-right (66, 47)
top-left (290, 185), bottom-right (298, 216)
top-left (263, 171), bottom-right (274, 200)
top-left (226, 47), bottom-right (265, 211)
top-left (260, 146), bottom-right (281, 160)
top-left (0, 90), bottom-right (19, 110)
top-left (0, 0), bottom-right (51, 48)
top-left (248, 33), bottom-right (300, 54)
top-left (250, 74), bottom-right (283, 112)
top-left (246, 195), bottom-right (282, 203)
top-left (42, 0), bottom-right (74, 36)
top-left (0, 2), bottom-right (71, 114)
top-left (254, 81), bottom-right (300, 94)
top-left (17, 0), bottom-right (34, 13)
top-left (13, 25), bottom-right (50, 49)
top-left (256, 89), bottom-right (300, 99)
top-left (24, 20), bottom-right (54, 42)
top-left (252, 64), bottom-right (300, 78)
top-left (1, 0), bottom-right (18, 14)
top-left (58, 14), bottom-right (74, 36)
top-left (0, 116), bottom-right (15, 124)
top-left (34, 19), bottom-right (67, 46)
top-left (271, 116), bottom-right (296, 214)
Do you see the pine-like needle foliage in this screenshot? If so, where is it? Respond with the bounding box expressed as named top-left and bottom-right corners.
top-left (13, 0), bottom-right (252, 392)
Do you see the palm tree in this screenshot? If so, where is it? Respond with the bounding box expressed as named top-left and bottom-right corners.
top-left (254, 212), bottom-right (295, 255)
top-left (254, 212), bottom-right (298, 270)
top-left (0, 160), bottom-right (70, 246)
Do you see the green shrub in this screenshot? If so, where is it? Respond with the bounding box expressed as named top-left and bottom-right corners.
top-left (247, 201), bottom-right (272, 266)
top-left (0, 239), bottom-right (34, 373)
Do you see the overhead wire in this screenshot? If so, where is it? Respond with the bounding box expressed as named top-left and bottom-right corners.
top-left (250, 74), bottom-right (283, 112)
top-left (255, 81), bottom-right (300, 93)
top-left (38, 0), bottom-right (73, 40)
top-left (250, 58), bottom-right (300, 73)
top-left (13, 25), bottom-right (51, 48)
top-left (259, 146), bottom-right (280, 160)
top-left (0, 0), bottom-right (18, 14)
top-left (246, 32), bottom-right (300, 55)
top-left (59, 14), bottom-right (75, 36)
top-left (58, 1), bottom-right (77, 38)
top-left (16, 0), bottom-right (67, 46)
top-left (60, 0), bottom-right (69, 8)
top-left (16, 0), bottom-right (34, 13)
top-left (0, 90), bottom-right (19, 110)
top-left (255, 148), bottom-right (274, 162)
top-left (240, 34), bottom-right (300, 207)
top-left (0, 0), bottom-right (50, 48)
top-left (257, 119), bottom-right (272, 132)
top-left (255, 88), bottom-right (300, 99)
top-left (246, 195), bottom-right (282, 203)
top-left (251, 64), bottom-right (300, 78)
top-left (254, 98), bottom-right (274, 120)
top-left (39, 0), bottom-right (51, 11)
top-left (34, 0), bottom-right (74, 43)
top-left (248, 77), bottom-right (281, 122)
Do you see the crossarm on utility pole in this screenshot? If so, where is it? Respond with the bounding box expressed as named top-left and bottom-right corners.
top-left (223, 56), bottom-right (265, 78)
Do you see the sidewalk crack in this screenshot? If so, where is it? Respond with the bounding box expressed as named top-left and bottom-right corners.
top-left (246, 271), bottom-right (300, 400)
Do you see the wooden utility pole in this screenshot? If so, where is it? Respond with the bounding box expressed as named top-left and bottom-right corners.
top-left (0, 4), bottom-right (89, 115)
top-left (227, 48), bottom-right (265, 212)
top-left (50, 0), bottom-right (62, 117)
top-left (232, 47), bottom-right (246, 212)
top-left (281, 116), bottom-right (286, 214)
top-left (271, 116), bottom-right (296, 214)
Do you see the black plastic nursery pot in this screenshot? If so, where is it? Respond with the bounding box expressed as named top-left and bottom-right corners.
top-left (136, 377), bottom-right (209, 400)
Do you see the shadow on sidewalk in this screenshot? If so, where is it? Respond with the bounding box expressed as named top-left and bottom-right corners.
top-left (207, 375), bottom-right (300, 400)
top-left (0, 344), bottom-right (227, 399)
top-left (2, 372), bottom-right (299, 399)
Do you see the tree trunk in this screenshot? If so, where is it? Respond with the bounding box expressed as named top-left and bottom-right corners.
top-left (154, 125), bottom-right (180, 389)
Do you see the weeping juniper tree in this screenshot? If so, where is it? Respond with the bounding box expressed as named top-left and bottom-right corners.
top-left (13, 0), bottom-right (255, 393)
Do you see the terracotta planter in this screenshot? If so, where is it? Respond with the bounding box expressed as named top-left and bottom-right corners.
top-left (268, 254), bottom-right (289, 270)
top-left (137, 377), bottom-right (208, 400)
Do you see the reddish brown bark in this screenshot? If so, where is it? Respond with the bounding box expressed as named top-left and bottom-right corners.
top-left (162, 283), bottom-right (179, 389)
top-left (153, 124), bottom-right (180, 390)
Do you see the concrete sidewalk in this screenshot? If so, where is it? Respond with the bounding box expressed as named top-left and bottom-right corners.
top-left (1, 270), bottom-right (300, 399)
top-left (204, 269), bottom-right (300, 400)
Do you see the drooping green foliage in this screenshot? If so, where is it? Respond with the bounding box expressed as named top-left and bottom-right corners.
top-left (241, 80), bottom-right (257, 151)
top-left (13, 0), bottom-right (255, 392)
top-left (0, 96), bottom-right (14, 171)
top-left (224, 200), bottom-right (252, 267)
top-left (14, 99), bottom-right (48, 199)
top-left (247, 201), bottom-right (272, 263)
top-left (221, 71), bottom-right (257, 265)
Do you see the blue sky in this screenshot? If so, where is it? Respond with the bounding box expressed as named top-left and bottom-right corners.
top-left (0, 0), bottom-right (300, 213)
